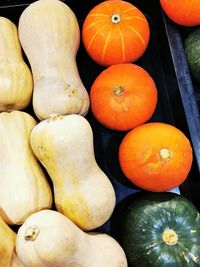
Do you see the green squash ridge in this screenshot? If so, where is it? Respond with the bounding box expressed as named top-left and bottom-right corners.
top-left (121, 193), bottom-right (200, 267)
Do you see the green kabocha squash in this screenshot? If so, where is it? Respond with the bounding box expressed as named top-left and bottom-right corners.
top-left (184, 27), bottom-right (200, 83)
top-left (121, 192), bottom-right (200, 267)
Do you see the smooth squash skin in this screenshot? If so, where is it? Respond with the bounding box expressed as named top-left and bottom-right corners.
top-left (18, 0), bottom-right (90, 120)
top-left (16, 210), bottom-right (128, 267)
top-left (121, 192), bottom-right (200, 267)
top-left (0, 111), bottom-right (52, 225)
top-left (30, 114), bottom-right (116, 230)
top-left (0, 216), bottom-right (24, 267)
top-left (0, 17), bottom-right (33, 112)
top-left (10, 251), bottom-right (24, 267)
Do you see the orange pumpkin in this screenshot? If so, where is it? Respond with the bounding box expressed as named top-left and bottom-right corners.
top-left (82, 0), bottom-right (150, 66)
top-left (160, 0), bottom-right (200, 26)
top-left (119, 122), bottom-right (193, 192)
top-left (90, 63), bottom-right (157, 131)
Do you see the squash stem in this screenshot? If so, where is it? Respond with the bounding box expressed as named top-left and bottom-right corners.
top-left (162, 229), bottom-right (178, 245)
top-left (112, 85), bottom-right (124, 96)
top-left (24, 226), bottom-right (40, 241)
top-left (159, 148), bottom-right (171, 161)
top-left (111, 14), bottom-right (121, 24)
top-left (47, 113), bottom-right (64, 122)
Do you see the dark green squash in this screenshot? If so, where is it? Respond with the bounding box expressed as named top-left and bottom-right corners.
top-left (184, 27), bottom-right (200, 83)
top-left (121, 192), bottom-right (200, 267)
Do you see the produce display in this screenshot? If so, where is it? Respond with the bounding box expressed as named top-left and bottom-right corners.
top-left (184, 27), bottom-right (200, 83)
top-left (0, 0), bottom-right (199, 266)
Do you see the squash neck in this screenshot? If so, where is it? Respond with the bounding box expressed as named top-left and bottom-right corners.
top-left (162, 229), bottom-right (178, 245)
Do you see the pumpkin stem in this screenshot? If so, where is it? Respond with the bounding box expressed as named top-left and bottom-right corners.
top-left (112, 85), bottom-right (124, 96)
top-left (24, 226), bottom-right (40, 241)
top-left (111, 14), bottom-right (121, 24)
top-left (162, 229), bottom-right (178, 245)
top-left (159, 148), bottom-right (171, 161)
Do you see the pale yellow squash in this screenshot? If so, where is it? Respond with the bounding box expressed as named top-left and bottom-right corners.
top-left (0, 111), bottom-right (52, 225)
top-left (0, 216), bottom-right (24, 267)
top-left (30, 114), bottom-right (116, 230)
top-left (18, 0), bottom-right (90, 120)
top-left (16, 210), bottom-right (128, 267)
top-left (0, 17), bottom-right (33, 112)
top-left (10, 251), bottom-right (24, 267)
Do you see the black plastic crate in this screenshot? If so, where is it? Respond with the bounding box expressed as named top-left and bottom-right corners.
top-left (160, 11), bottom-right (200, 213)
top-left (0, 0), bottom-right (200, 238)
top-left (162, 13), bottom-right (200, 170)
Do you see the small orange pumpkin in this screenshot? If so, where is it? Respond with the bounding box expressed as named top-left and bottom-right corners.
top-left (82, 0), bottom-right (150, 66)
top-left (160, 0), bottom-right (200, 26)
top-left (90, 63), bottom-right (158, 131)
top-left (119, 122), bottom-right (193, 192)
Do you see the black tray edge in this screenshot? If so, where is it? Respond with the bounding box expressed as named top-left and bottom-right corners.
top-left (163, 14), bottom-right (200, 171)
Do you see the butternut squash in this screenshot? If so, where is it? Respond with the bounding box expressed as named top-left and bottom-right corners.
top-left (18, 0), bottom-right (89, 120)
top-left (30, 114), bottom-right (116, 230)
top-left (0, 111), bottom-right (52, 225)
top-left (16, 210), bottom-right (128, 267)
top-left (10, 251), bottom-right (24, 267)
top-left (0, 17), bottom-right (33, 112)
top-left (0, 215), bottom-right (23, 267)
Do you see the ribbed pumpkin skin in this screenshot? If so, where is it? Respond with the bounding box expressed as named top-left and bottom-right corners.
top-left (184, 27), bottom-right (200, 83)
top-left (0, 17), bottom-right (33, 112)
top-left (160, 0), bottom-right (200, 26)
top-left (18, 0), bottom-right (89, 120)
top-left (82, 0), bottom-right (150, 66)
top-left (0, 111), bottom-right (52, 225)
top-left (122, 192), bottom-right (200, 267)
